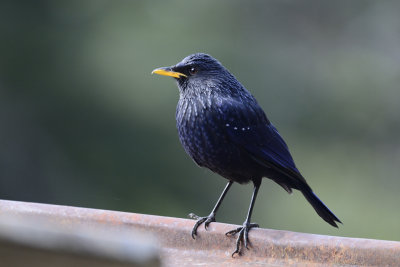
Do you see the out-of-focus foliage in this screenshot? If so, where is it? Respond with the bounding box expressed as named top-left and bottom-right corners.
top-left (1, 0), bottom-right (399, 241)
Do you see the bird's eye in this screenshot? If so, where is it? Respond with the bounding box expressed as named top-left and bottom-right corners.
top-left (189, 67), bottom-right (197, 75)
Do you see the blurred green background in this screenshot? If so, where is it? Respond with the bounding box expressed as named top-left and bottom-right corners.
top-left (1, 0), bottom-right (399, 241)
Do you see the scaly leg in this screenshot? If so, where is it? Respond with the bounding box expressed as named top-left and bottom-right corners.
top-left (189, 181), bottom-right (233, 239)
top-left (226, 179), bottom-right (261, 256)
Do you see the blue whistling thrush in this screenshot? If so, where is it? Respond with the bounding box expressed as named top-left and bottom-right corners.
top-left (152, 53), bottom-right (341, 256)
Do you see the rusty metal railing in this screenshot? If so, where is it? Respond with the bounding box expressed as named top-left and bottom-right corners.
top-left (0, 199), bottom-right (399, 266)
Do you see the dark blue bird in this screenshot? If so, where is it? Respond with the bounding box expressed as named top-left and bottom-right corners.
top-left (152, 53), bottom-right (341, 256)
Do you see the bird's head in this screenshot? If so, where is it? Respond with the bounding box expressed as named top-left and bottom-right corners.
top-left (152, 53), bottom-right (232, 94)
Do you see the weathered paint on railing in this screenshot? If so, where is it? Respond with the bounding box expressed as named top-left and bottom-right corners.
top-left (0, 199), bottom-right (399, 266)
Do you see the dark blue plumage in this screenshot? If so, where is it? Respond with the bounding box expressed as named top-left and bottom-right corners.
top-left (152, 53), bottom-right (341, 256)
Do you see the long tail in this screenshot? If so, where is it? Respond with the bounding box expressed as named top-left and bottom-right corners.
top-left (300, 185), bottom-right (342, 227)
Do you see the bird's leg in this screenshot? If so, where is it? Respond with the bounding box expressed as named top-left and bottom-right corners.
top-left (226, 179), bottom-right (261, 257)
top-left (189, 181), bottom-right (233, 239)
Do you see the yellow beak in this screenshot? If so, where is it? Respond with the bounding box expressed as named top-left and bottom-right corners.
top-left (151, 67), bottom-right (187, 79)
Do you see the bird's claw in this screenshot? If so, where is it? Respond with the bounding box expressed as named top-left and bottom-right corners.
top-left (225, 222), bottom-right (259, 257)
top-left (188, 213), bottom-right (216, 239)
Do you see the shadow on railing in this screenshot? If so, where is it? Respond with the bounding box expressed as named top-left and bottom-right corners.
top-left (0, 199), bottom-right (399, 266)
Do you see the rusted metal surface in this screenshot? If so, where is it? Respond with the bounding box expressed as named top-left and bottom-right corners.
top-left (1, 199), bottom-right (399, 266)
top-left (0, 203), bottom-right (159, 267)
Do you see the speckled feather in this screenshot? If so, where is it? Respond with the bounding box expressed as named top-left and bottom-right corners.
top-left (166, 53), bottom-right (340, 227)
top-left (175, 54), bottom-right (298, 187)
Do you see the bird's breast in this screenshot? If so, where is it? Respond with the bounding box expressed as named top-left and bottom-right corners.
top-left (176, 97), bottom-right (228, 167)
top-left (176, 93), bottom-right (273, 183)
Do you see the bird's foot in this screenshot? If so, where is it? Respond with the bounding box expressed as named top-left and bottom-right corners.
top-left (225, 222), bottom-right (259, 257)
top-left (188, 212), bottom-right (216, 239)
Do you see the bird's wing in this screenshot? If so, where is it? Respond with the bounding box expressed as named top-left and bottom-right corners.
top-left (220, 98), bottom-right (306, 186)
